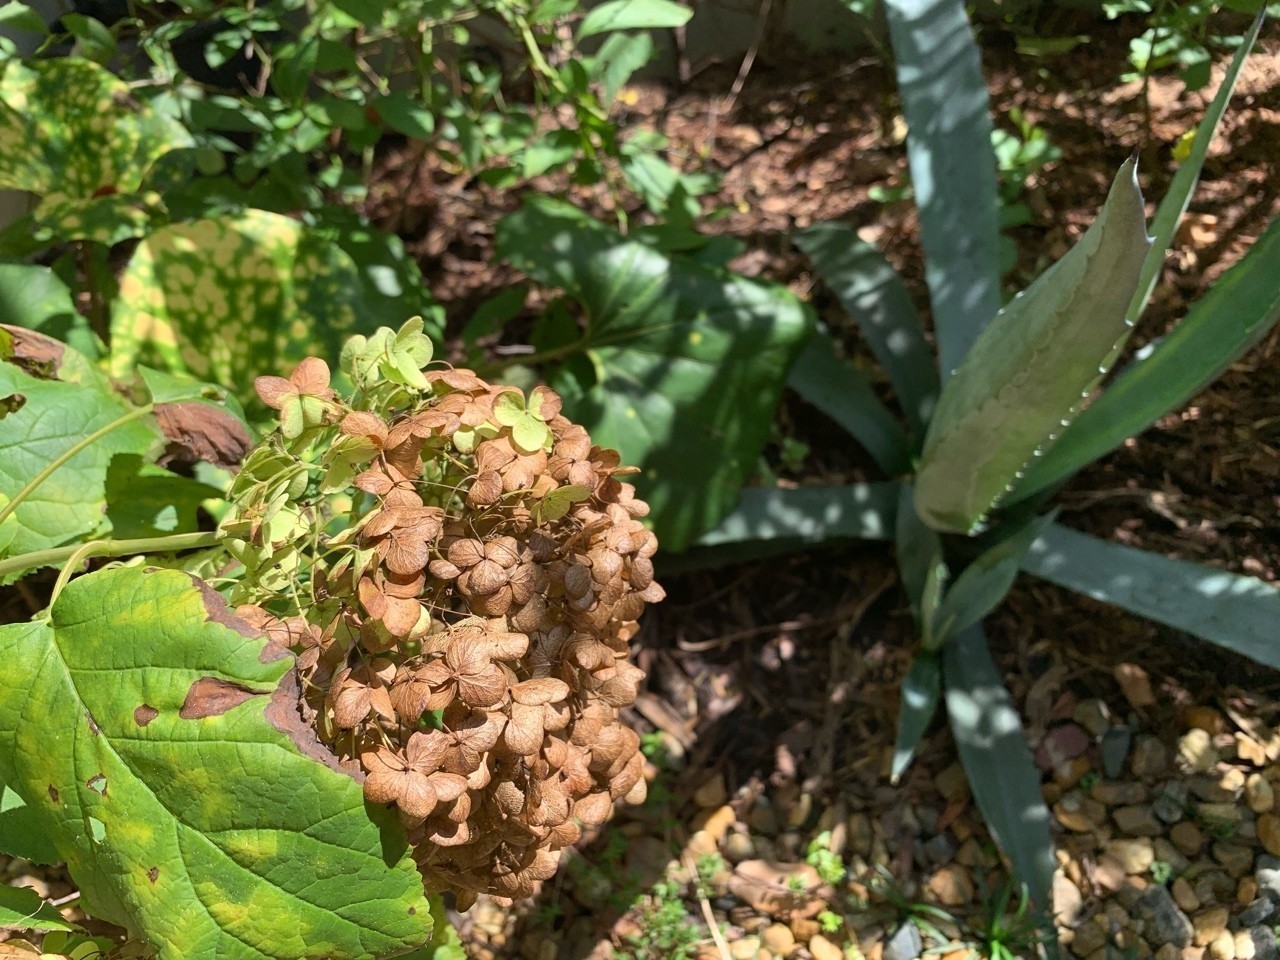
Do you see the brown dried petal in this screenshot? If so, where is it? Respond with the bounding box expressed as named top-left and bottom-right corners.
top-left (467, 471), bottom-right (503, 507)
top-left (467, 558), bottom-right (510, 595)
top-left (254, 375), bottom-right (294, 409)
top-left (448, 538), bottom-right (486, 569)
top-left (511, 678), bottom-right (570, 706)
top-left (399, 774), bottom-right (440, 819)
top-left (353, 470), bottom-right (395, 495)
top-left (341, 411), bottom-right (388, 441)
top-left (573, 791), bottom-right (613, 826)
top-left (291, 356), bottom-right (332, 396)
top-left (504, 702), bottom-right (546, 756)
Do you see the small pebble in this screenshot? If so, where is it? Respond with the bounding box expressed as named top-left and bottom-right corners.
top-left (1237, 734), bottom-right (1268, 766)
top-left (1115, 804), bottom-right (1163, 836)
top-left (1131, 736), bottom-right (1169, 778)
top-left (1237, 931), bottom-right (1258, 960)
top-left (1215, 842), bottom-right (1256, 878)
top-left (1209, 930), bottom-right (1237, 960)
top-left (1179, 729), bottom-right (1220, 774)
top-left (731, 936), bottom-right (762, 960)
top-left (1193, 906), bottom-right (1229, 946)
top-left (694, 774), bottom-right (728, 808)
top-left (724, 832), bottom-right (756, 863)
top-left (808, 934), bottom-right (844, 960)
top-left (1247, 774), bottom-right (1275, 814)
top-left (1173, 876), bottom-right (1200, 911)
top-left (1107, 838), bottom-right (1155, 874)
top-left (884, 921), bottom-right (922, 960)
top-left (1259, 814), bottom-right (1280, 857)
top-left (1070, 920), bottom-right (1107, 957)
top-left (762, 924), bottom-right (795, 955)
top-left (1172, 821), bottom-right (1206, 856)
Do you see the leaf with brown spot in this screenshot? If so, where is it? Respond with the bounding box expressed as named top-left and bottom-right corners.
top-left (133, 705), bottom-right (158, 727)
top-left (0, 565), bottom-right (432, 959)
top-left (154, 402), bottom-right (252, 469)
top-left (178, 677), bottom-right (259, 720)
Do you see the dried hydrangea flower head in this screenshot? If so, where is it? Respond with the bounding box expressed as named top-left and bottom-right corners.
top-left (223, 318), bottom-right (662, 908)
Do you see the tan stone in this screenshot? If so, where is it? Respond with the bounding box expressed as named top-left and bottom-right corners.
top-left (694, 774), bottom-right (728, 809)
top-left (1207, 930), bottom-right (1235, 960)
top-left (1258, 813), bottom-right (1280, 856)
top-left (1106, 838), bottom-right (1155, 874)
top-left (1246, 774), bottom-right (1275, 814)
top-left (1193, 907), bottom-right (1229, 947)
top-left (927, 864), bottom-right (974, 907)
top-left (1179, 729), bottom-right (1219, 773)
top-left (1172, 876), bottom-right (1201, 912)
top-left (731, 937), bottom-right (763, 960)
top-left (1171, 822), bottom-right (1205, 857)
top-left (1092, 855), bottom-right (1128, 892)
top-left (1056, 792), bottom-right (1107, 832)
top-left (1237, 877), bottom-right (1258, 904)
top-left (1157, 947), bottom-right (1182, 960)
top-left (808, 934), bottom-right (844, 960)
top-left (1236, 734), bottom-right (1268, 766)
top-left (762, 924), bottom-right (795, 955)
top-left (1071, 921), bottom-right (1107, 958)
top-left (1235, 930), bottom-right (1257, 960)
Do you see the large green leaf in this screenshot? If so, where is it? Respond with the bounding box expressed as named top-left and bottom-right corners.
top-left (1009, 212), bottom-right (1280, 502)
top-left (110, 210), bottom-right (408, 399)
top-left (795, 224), bottom-right (938, 437)
top-left (496, 199), bottom-right (814, 550)
top-left (0, 58), bottom-right (190, 243)
top-left (786, 328), bottom-right (912, 477)
top-left (1021, 522), bottom-right (1280, 670)
top-left (883, 0), bottom-right (1001, 376)
top-left (915, 159), bottom-right (1152, 534)
top-left (943, 626), bottom-right (1055, 914)
top-left (0, 566), bottom-right (432, 960)
top-left (0, 351), bottom-right (161, 568)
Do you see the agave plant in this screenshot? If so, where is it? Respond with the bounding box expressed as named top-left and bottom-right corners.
top-left (680, 1), bottom-right (1277, 932)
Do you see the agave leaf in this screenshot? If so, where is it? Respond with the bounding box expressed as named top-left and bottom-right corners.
top-left (943, 625), bottom-right (1056, 912)
top-left (786, 327), bottom-right (913, 476)
top-left (915, 158), bottom-right (1152, 534)
top-left (795, 224), bottom-right (939, 436)
top-left (695, 483), bottom-right (900, 547)
top-left (1021, 523), bottom-right (1280, 670)
top-left (891, 652), bottom-right (941, 782)
top-left (929, 511), bottom-right (1057, 645)
top-left (1128, 12), bottom-right (1265, 327)
top-left (883, 0), bottom-right (1002, 376)
top-left (895, 482), bottom-right (943, 621)
top-left (1009, 211), bottom-right (1280, 502)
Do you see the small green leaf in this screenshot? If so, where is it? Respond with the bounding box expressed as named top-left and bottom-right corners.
top-left (884, 0), bottom-right (1002, 376)
top-left (795, 224), bottom-right (938, 436)
top-left (577, 0), bottom-right (692, 38)
top-left (0, 2), bottom-right (49, 35)
top-left (0, 885), bottom-right (78, 932)
top-left (930, 511), bottom-right (1057, 643)
top-left (588, 32), bottom-right (655, 104)
top-left (915, 158), bottom-right (1152, 533)
top-left (511, 415), bottom-right (550, 453)
top-left (786, 328), bottom-right (912, 477)
top-left (539, 483), bottom-right (592, 522)
top-left (492, 391), bottom-right (526, 426)
top-left (891, 652), bottom-right (941, 782)
top-left (1021, 522), bottom-right (1280, 670)
top-left (943, 626), bottom-right (1056, 913)
top-left (0, 566), bottom-right (433, 960)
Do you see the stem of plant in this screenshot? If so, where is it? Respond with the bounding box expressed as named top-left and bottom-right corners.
top-left (0, 403), bottom-right (155, 529)
top-left (0, 531), bottom-right (222, 587)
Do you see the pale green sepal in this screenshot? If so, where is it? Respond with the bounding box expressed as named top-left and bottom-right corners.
top-left (914, 157), bottom-right (1152, 533)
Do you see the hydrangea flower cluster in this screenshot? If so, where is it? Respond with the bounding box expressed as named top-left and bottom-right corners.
top-left (223, 320), bottom-right (662, 907)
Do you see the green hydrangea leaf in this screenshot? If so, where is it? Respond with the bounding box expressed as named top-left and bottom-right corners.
top-left (0, 264), bottom-right (100, 360)
top-left (0, 884), bottom-right (79, 933)
top-left (511, 414), bottom-right (550, 454)
top-left (0, 566), bottom-right (433, 960)
top-left (491, 391), bottom-right (526, 427)
top-left (0, 57), bottom-right (189, 209)
top-left (1, 775), bottom-right (60, 864)
top-left (109, 210), bottom-right (403, 401)
top-left (496, 199), bottom-right (814, 551)
top-left (0, 354), bottom-right (161, 573)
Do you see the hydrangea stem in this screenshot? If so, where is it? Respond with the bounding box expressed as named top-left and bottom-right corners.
top-left (0, 531), bottom-right (221, 585)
